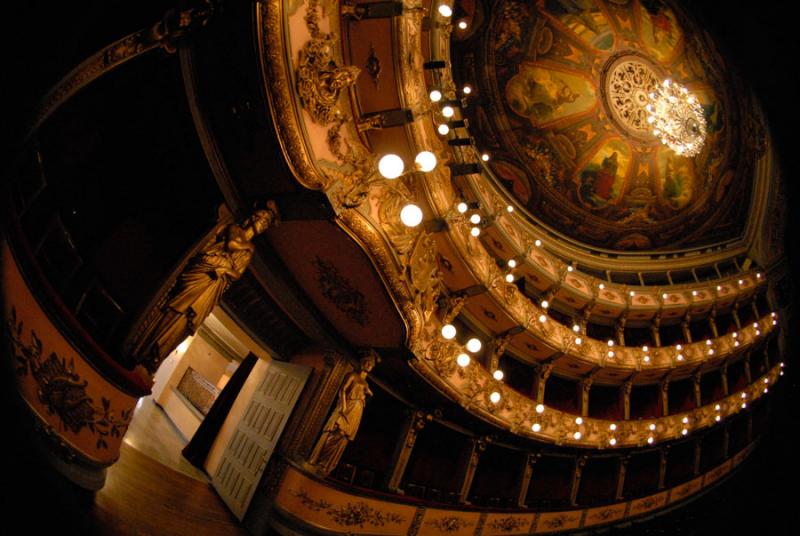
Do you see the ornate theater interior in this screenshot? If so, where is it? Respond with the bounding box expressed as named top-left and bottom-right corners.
top-left (4, 0), bottom-right (799, 534)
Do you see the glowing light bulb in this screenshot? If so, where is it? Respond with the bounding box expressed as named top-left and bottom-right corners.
top-left (438, 124), bottom-right (450, 135)
top-left (649, 423), bottom-right (656, 431)
top-left (532, 423), bottom-right (541, 432)
top-left (608, 340), bottom-right (615, 347)
top-left (415, 151), bottom-right (437, 172)
top-left (575, 417), bottom-right (583, 425)
top-left (507, 205), bottom-right (514, 213)
top-left (470, 226), bottom-right (481, 237)
top-left (457, 202), bottom-right (468, 213)
top-left (441, 324), bottom-right (457, 340)
top-left (538, 314), bottom-right (547, 323)
top-left (536, 403), bottom-right (545, 414)
top-left (481, 153), bottom-right (490, 162)
top-left (715, 404), bottom-right (721, 411)
top-left (574, 431), bottom-right (582, 440)
top-left (677, 344), bottom-right (683, 351)
top-left (575, 337), bottom-right (582, 345)
top-left (643, 355), bottom-right (650, 363)
top-left (463, 85), bottom-right (472, 94)
top-left (457, 353), bottom-right (471, 367)
top-left (441, 105), bottom-right (455, 117)
top-left (493, 370), bottom-right (504, 381)
top-left (541, 300), bottom-right (549, 309)
top-left (378, 154), bottom-right (404, 179)
top-left (642, 346), bottom-right (649, 353)
top-left (567, 265), bottom-right (574, 272)
top-left (662, 293), bottom-right (668, 299)
top-left (535, 239), bottom-right (542, 247)
top-left (505, 273), bottom-right (515, 283)
top-left (466, 338), bottom-right (482, 353)
top-left (682, 416), bottom-right (689, 424)
top-left (400, 204), bottom-right (423, 227)
top-left (438, 5), bottom-right (453, 17)
top-left (630, 290), bottom-right (635, 296)
top-left (647, 436), bottom-right (654, 444)
top-left (429, 89), bottom-right (442, 102)
top-left (677, 354), bottom-right (684, 361)
top-left (692, 290), bottom-right (698, 296)
top-left (609, 423), bottom-right (617, 431)
top-left (470, 213), bottom-right (481, 224)
top-left (608, 350), bottom-right (615, 358)
top-left (490, 391), bottom-right (501, 404)
top-left (572, 324), bottom-right (580, 333)
top-left (457, 20), bottom-right (468, 30)
top-left (682, 429), bottom-right (688, 436)
top-left (610, 438), bottom-right (617, 446)
top-left (598, 283), bottom-right (605, 289)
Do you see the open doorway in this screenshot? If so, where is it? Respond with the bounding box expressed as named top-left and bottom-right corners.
top-left (123, 306), bottom-right (257, 482)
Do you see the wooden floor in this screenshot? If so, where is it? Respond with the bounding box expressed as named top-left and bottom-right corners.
top-left (87, 443), bottom-right (246, 535)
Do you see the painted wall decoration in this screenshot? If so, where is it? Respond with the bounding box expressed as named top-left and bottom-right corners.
top-left (455, 0), bottom-right (756, 250)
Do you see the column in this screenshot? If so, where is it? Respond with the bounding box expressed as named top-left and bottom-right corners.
top-left (615, 456), bottom-right (630, 500)
top-left (743, 355), bottom-right (752, 384)
top-left (534, 362), bottom-right (555, 403)
top-left (660, 378), bottom-right (670, 416)
top-left (708, 306), bottom-right (719, 338)
top-left (732, 305), bottom-right (742, 329)
top-left (457, 437), bottom-right (488, 504)
top-left (385, 410), bottom-right (432, 493)
top-left (651, 313), bottom-right (662, 347)
top-left (616, 314), bottom-right (627, 346)
top-left (579, 376), bottom-right (593, 417)
top-left (681, 313), bottom-right (693, 343)
top-left (622, 378), bottom-right (633, 420)
top-left (693, 371), bottom-right (703, 408)
top-left (720, 363), bottom-right (729, 396)
top-left (569, 456), bottom-right (587, 506)
top-left (516, 453), bottom-right (540, 507)
top-left (657, 448), bottom-right (668, 490)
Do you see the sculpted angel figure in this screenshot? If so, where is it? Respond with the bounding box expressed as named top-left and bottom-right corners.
top-left (308, 353), bottom-right (376, 474)
top-left (130, 202), bottom-right (280, 373)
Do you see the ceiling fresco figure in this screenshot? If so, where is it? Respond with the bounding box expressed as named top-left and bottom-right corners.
top-left (505, 66), bottom-right (595, 126)
top-left (542, 0), bottom-right (615, 50)
top-left (454, 0), bottom-right (752, 250)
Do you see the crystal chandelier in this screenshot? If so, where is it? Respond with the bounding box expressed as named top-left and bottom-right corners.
top-left (646, 79), bottom-right (707, 157)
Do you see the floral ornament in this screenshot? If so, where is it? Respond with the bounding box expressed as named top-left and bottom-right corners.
top-left (7, 307), bottom-right (132, 449)
top-left (290, 489), bottom-right (404, 528)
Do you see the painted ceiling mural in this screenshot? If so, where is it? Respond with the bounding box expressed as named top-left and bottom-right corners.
top-left (453, 0), bottom-right (761, 251)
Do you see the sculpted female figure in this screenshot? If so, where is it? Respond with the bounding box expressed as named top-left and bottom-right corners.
top-left (309, 353), bottom-right (376, 475)
top-left (130, 202), bottom-right (279, 373)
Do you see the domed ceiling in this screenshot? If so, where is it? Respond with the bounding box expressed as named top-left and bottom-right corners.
top-left (453, 0), bottom-right (762, 251)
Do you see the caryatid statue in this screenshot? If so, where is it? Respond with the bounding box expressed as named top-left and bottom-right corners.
top-left (308, 352), bottom-right (376, 475)
top-left (130, 202), bottom-right (280, 373)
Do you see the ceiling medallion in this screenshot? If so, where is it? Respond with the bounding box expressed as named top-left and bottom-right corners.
top-left (602, 54), bottom-right (662, 140)
top-left (646, 78), bottom-right (707, 157)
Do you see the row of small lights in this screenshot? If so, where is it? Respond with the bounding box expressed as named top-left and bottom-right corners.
top-left (528, 363), bottom-right (784, 446)
top-left (434, 2), bottom-right (780, 430)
